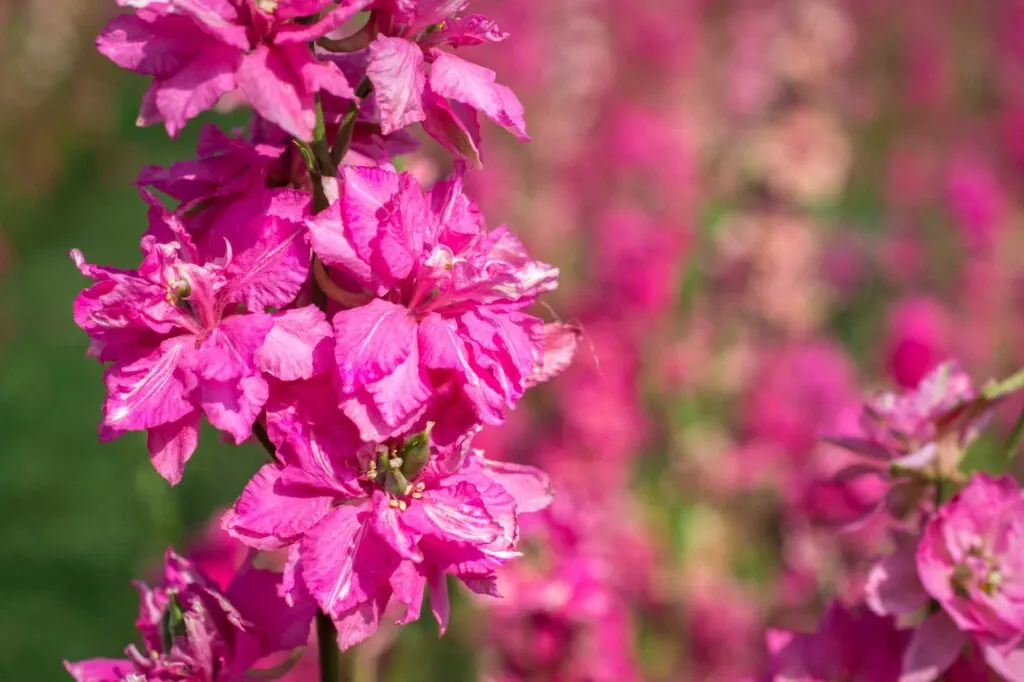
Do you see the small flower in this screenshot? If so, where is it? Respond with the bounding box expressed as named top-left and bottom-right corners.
top-left (905, 474), bottom-right (1024, 682)
top-left (64, 549), bottom-right (315, 682)
top-left (223, 410), bottom-right (552, 651)
top-left (307, 164), bottom-right (566, 444)
top-left (351, 1), bottom-right (527, 164)
top-left (71, 190), bottom-right (315, 483)
top-left (96, 0), bottom-right (363, 138)
top-left (823, 361), bottom-right (993, 524)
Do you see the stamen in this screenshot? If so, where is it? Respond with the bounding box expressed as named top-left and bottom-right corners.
top-left (398, 500), bottom-right (407, 511)
top-left (389, 499), bottom-right (399, 508)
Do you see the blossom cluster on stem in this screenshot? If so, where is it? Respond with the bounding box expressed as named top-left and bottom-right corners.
top-left (66, 0), bottom-right (573, 677)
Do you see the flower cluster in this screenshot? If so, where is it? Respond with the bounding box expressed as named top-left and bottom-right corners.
top-left (68, 0), bottom-right (571, 673)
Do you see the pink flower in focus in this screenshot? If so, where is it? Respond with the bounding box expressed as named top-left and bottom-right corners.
top-left (224, 412), bottom-right (552, 651)
top-left (307, 165), bottom-right (563, 443)
top-left (907, 475), bottom-right (1024, 682)
top-left (96, 0), bottom-right (362, 138)
top-left (71, 191), bottom-right (317, 483)
top-left (361, 1), bottom-right (528, 164)
top-left (65, 549), bottom-right (315, 682)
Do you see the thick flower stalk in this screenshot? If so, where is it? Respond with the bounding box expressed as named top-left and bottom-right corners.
top-left (69, 0), bottom-right (570, 676)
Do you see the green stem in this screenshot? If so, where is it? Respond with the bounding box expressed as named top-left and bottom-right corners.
top-left (1004, 403), bottom-right (1024, 470)
top-left (330, 78), bottom-right (373, 166)
top-left (317, 611), bottom-right (341, 682)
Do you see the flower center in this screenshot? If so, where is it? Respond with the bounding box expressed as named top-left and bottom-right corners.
top-left (953, 545), bottom-right (1004, 597)
top-left (362, 426), bottom-right (433, 509)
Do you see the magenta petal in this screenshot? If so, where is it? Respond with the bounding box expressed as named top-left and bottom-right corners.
top-left (333, 299), bottom-right (417, 392)
top-left (390, 560), bottom-right (426, 626)
top-left (103, 336), bottom-right (195, 432)
top-left (289, 45), bottom-right (356, 100)
top-left (274, 0), bottom-right (375, 43)
top-left (865, 534), bottom-right (930, 616)
top-left (238, 44), bottom-right (316, 141)
top-left (479, 459), bottom-right (553, 514)
top-left (226, 561), bottom-right (317, 652)
top-left (900, 611), bottom-right (968, 682)
top-left (257, 306), bottom-right (333, 381)
top-left (372, 491), bottom-right (423, 562)
top-left (366, 35), bottom-right (427, 135)
top-left (226, 464), bottom-right (334, 550)
top-left (428, 571), bottom-right (450, 635)
top-left (302, 504), bottom-right (400, 619)
top-left (418, 313), bottom-right (504, 424)
top-left (527, 322), bottom-right (581, 387)
top-left (422, 87), bottom-right (483, 168)
top-left (363, 341), bottom-right (432, 431)
top-left (982, 642), bottom-right (1024, 682)
top-left (221, 189), bottom-right (312, 310)
top-left (333, 591), bottom-right (390, 651)
top-left (152, 46), bottom-right (240, 137)
top-left (147, 412), bottom-right (201, 485)
top-left (65, 658), bottom-right (134, 682)
top-left (200, 375), bottom-right (269, 444)
top-left (305, 201), bottom-right (376, 288)
top-left (172, 0), bottom-right (251, 49)
top-left (96, 13), bottom-right (206, 75)
top-left (404, 482), bottom-right (502, 545)
top-left (429, 52), bottom-right (527, 140)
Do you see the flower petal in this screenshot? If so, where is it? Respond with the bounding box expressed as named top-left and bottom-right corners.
top-left (333, 299), bottom-right (417, 393)
top-left (225, 464), bottom-right (334, 550)
top-left (900, 611), bottom-right (967, 682)
top-left (366, 35), bottom-right (426, 135)
top-left (257, 306), bottom-right (334, 381)
top-left (238, 44), bottom-right (316, 141)
top-left (147, 412), bottom-right (201, 485)
top-left (302, 504), bottom-right (400, 618)
top-left (103, 336), bottom-right (196, 432)
top-left (429, 52), bottom-right (527, 140)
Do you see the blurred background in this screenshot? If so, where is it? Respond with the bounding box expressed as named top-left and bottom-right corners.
top-left (3, 0), bottom-right (1024, 680)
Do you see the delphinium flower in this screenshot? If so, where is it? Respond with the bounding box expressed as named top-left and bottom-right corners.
top-left (350, 0), bottom-right (529, 164)
top-left (823, 361), bottom-right (995, 524)
top-left (893, 475), bottom-right (1024, 682)
top-left (65, 550), bottom-right (315, 682)
top-left (96, 0), bottom-right (361, 138)
top-left (72, 0), bottom-right (568, 670)
top-left (224, 416), bottom-right (552, 649)
top-left (71, 191), bottom-right (315, 483)
top-left (307, 163), bottom-right (560, 444)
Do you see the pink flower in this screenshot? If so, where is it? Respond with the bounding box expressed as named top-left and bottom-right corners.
top-left (65, 549), bottom-right (315, 682)
top-left (762, 602), bottom-right (910, 682)
top-left (223, 409), bottom-right (552, 650)
top-left (824, 362), bottom-right (992, 524)
top-left (96, 0), bottom-right (363, 138)
top-left (307, 165), bottom-right (564, 443)
top-left (906, 474), bottom-right (1024, 682)
top-left (357, 2), bottom-right (528, 164)
top-left (71, 190), bottom-right (316, 483)
top-left (138, 123), bottom-right (289, 241)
